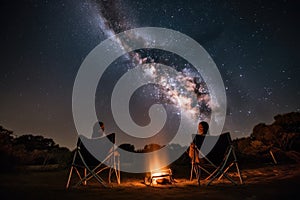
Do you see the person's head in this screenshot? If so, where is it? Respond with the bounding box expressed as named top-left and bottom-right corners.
top-left (99, 121), bottom-right (104, 131)
top-left (198, 121), bottom-right (209, 135)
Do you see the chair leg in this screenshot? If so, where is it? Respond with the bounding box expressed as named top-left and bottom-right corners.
top-left (218, 162), bottom-right (234, 180)
top-left (207, 166), bottom-right (237, 186)
top-left (66, 148), bottom-right (79, 189)
top-left (115, 156), bottom-right (121, 184)
top-left (269, 150), bottom-right (278, 165)
top-left (232, 146), bottom-right (243, 184)
top-left (83, 168), bottom-right (87, 185)
top-left (190, 162), bottom-right (194, 181)
top-left (108, 168), bottom-right (112, 184)
top-left (107, 154), bottom-right (121, 184)
top-left (66, 166), bottom-right (74, 189)
top-left (197, 166), bottom-right (201, 186)
top-left (235, 162), bottom-right (243, 184)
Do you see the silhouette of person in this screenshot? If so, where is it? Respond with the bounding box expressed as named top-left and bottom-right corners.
top-left (91, 121), bottom-right (105, 138)
top-left (189, 121), bottom-right (209, 163)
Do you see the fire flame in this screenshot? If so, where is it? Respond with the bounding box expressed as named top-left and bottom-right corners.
top-left (150, 168), bottom-right (173, 185)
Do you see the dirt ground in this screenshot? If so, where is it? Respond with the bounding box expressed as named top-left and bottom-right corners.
top-left (0, 164), bottom-right (300, 200)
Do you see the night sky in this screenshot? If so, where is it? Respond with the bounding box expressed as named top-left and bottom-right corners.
top-left (0, 0), bottom-right (299, 149)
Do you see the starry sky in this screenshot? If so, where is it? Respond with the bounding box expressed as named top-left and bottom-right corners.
top-left (0, 0), bottom-right (299, 149)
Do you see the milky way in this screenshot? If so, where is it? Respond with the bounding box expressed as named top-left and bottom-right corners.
top-left (82, 0), bottom-right (214, 142)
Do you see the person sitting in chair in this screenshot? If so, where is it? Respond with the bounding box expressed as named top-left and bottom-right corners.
top-left (188, 121), bottom-right (209, 163)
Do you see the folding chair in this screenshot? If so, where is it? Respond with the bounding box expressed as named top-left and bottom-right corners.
top-left (190, 132), bottom-right (243, 186)
top-left (66, 134), bottom-right (120, 189)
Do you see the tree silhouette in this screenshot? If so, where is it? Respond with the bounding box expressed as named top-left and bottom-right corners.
top-left (143, 143), bottom-right (163, 153)
top-left (0, 126), bottom-right (15, 170)
top-left (0, 125), bottom-right (71, 168)
top-left (119, 143), bottom-right (135, 152)
top-left (13, 135), bottom-right (58, 151)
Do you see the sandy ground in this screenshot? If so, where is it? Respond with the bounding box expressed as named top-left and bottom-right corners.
top-left (0, 164), bottom-right (300, 200)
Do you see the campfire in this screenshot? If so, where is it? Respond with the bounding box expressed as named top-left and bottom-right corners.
top-left (145, 168), bottom-right (174, 186)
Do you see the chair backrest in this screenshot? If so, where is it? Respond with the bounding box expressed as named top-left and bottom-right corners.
top-left (193, 132), bottom-right (232, 166)
top-left (75, 133), bottom-right (115, 167)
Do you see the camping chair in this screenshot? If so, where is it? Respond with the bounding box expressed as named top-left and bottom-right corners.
top-left (190, 132), bottom-right (243, 186)
top-left (66, 133), bottom-right (120, 189)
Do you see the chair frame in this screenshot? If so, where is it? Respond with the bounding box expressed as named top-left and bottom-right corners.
top-left (66, 137), bottom-right (120, 189)
top-left (190, 132), bottom-right (243, 186)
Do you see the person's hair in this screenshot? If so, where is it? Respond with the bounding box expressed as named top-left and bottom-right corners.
top-left (98, 121), bottom-right (104, 131)
top-left (98, 121), bottom-right (104, 127)
top-left (199, 121), bottom-right (209, 135)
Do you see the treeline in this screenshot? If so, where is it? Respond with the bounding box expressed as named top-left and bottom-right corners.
top-left (0, 126), bottom-right (72, 171)
top-left (119, 143), bottom-right (165, 153)
top-left (234, 112), bottom-right (300, 164)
